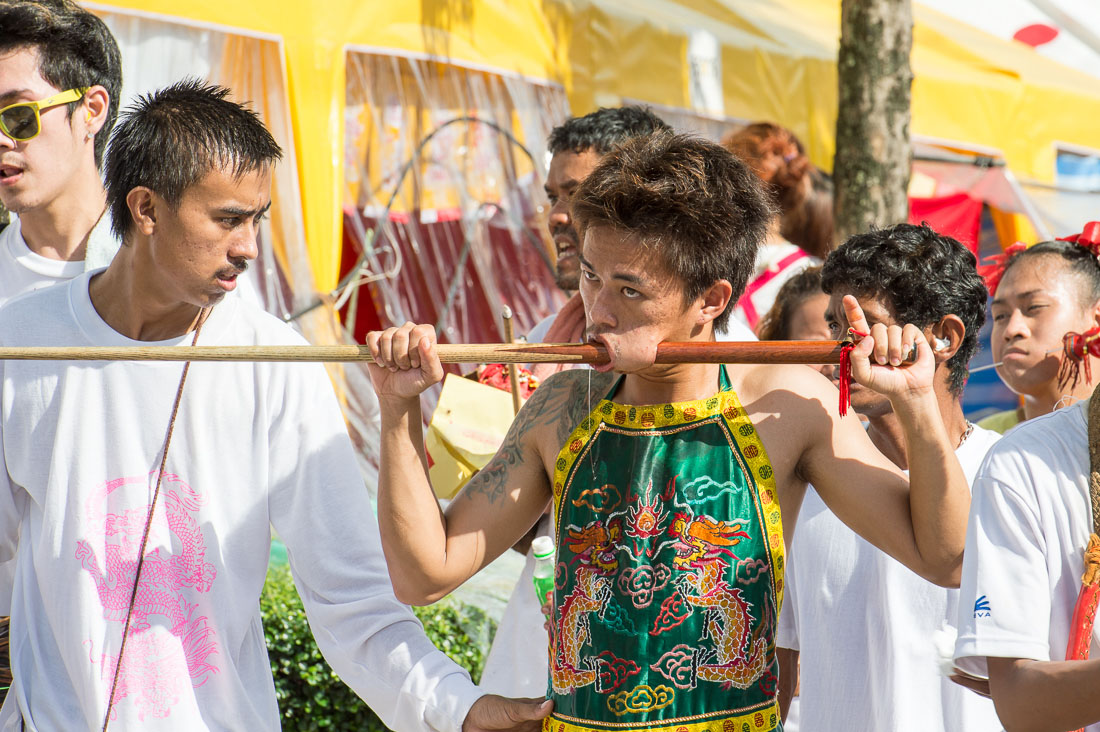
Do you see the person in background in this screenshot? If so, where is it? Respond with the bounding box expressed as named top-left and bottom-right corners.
top-left (755, 266), bottom-right (830, 373)
top-left (977, 236), bottom-right (1100, 433)
top-left (782, 167), bottom-right (835, 260)
top-left (0, 0), bottom-right (122, 293)
top-left (0, 0), bottom-right (123, 701)
top-left (954, 224), bottom-right (1100, 732)
top-left (777, 223), bottom-right (1002, 732)
top-left (526, 106), bottom-right (672, 348)
top-left (723, 122), bottom-right (819, 331)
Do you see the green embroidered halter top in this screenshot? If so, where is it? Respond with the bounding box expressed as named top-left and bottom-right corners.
top-left (545, 367), bottom-right (785, 732)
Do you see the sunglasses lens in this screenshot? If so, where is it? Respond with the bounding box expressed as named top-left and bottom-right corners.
top-left (1, 105), bottom-right (38, 140)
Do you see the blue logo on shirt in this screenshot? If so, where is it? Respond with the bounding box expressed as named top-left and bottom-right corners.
top-left (974, 595), bottom-right (991, 618)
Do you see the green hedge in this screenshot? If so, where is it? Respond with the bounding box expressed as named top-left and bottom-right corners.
top-left (261, 562), bottom-right (496, 732)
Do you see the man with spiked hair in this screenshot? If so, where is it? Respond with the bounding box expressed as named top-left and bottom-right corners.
top-left (370, 132), bottom-right (974, 731)
top-left (0, 80), bottom-right (548, 732)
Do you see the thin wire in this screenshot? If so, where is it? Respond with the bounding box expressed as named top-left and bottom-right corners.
top-left (967, 346), bottom-right (1062, 374)
top-left (285, 115), bottom-right (544, 324)
top-left (101, 308), bottom-right (209, 731)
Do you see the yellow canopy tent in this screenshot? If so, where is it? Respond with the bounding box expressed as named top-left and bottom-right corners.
top-left (86, 0), bottom-right (1100, 295)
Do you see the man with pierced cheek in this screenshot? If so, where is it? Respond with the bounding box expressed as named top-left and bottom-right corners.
top-left (370, 132), bottom-right (974, 732)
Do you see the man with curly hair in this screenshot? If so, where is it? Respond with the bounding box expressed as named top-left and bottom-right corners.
top-left (776, 223), bottom-right (1001, 732)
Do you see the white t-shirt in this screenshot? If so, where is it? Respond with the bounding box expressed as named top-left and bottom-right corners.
top-left (479, 514), bottom-right (553, 698)
top-left (730, 241), bottom-right (816, 332)
top-left (0, 216), bottom-right (85, 301)
top-left (0, 216), bottom-right (120, 618)
top-left (777, 424), bottom-right (1003, 732)
top-left (954, 400), bottom-right (1100, 732)
top-left (0, 273), bottom-right (481, 731)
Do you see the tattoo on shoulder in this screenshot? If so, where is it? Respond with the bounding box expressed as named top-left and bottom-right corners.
top-left (461, 370), bottom-right (612, 504)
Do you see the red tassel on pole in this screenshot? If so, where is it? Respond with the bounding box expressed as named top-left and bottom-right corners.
top-left (839, 329), bottom-right (869, 417)
top-left (1065, 534), bottom-right (1100, 732)
top-left (1058, 327), bottom-right (1100, 391)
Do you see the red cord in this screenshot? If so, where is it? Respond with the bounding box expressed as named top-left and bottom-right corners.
top-left (839, 329), bottom-right (869, 417)
top-left (1058, 326), bottom-right (1100, 390)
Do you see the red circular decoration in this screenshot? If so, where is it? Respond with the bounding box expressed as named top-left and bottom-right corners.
top-left (1012, 23), bottom-right (1059, 48)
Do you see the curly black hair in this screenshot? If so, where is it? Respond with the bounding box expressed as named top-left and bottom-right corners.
top-left (821, 222), bottom-right (987, 395)
top-left (547, 106), bottom-right (671, 156)
top-left (998, 239), bottom-right (1100, 306)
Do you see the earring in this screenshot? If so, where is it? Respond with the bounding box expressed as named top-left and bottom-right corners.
top-left (85, 131), bottom-right (93, 142)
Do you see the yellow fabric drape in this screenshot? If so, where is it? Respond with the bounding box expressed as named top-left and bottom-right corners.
top-left (90, 0), bottom-right (1100, 293)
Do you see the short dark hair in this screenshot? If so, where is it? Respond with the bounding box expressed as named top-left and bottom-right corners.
top-left (821, 222), bottom-right (988, 395)
top-left (105, 79), bottom-right (283, 242)
top-left (999, 239), bottom-right (1100, 307)
top-left (570, 132), bottom-right (773, 332)
top-left (0, 0), bottom-right (123, 168)
top-left (547, 106), bottom-right (671, 157)
top-left (757, 266), bottom-right (824, 341)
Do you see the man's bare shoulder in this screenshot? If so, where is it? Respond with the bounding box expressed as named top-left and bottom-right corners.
top-left (519, 368), bottom-right (617, 445)
top-left (727, 362), bottom-right (838, 417)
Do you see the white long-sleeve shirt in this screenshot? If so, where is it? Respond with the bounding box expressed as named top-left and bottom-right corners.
top-left (0, 272), bottom-right (481, 731)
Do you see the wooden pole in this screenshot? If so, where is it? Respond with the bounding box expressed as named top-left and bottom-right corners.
top-left (0, 341), bottom-right (848, 365)
top-left (500, 306), bottom-right (522, 414)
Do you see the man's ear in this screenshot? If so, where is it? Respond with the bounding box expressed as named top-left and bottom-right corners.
top-left (125, 187), bottom-right (158, 237)
top-left (81, 86), bottom-right (110, 136)
top-left (930, 314), bottom-right (966, 362)
top-left (699, 279), bottom-right (734, 327)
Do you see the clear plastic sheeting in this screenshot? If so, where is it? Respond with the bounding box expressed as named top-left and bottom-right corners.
top-left (94, 7), bottom-right (382, 486)
top-left (1019, 184), bottom-right (1100, 238)
top-left (341, 53), bottom-right (571, 412)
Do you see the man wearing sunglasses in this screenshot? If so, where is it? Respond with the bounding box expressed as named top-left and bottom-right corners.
top-left (0, 0), bottom-right (122, 295)
top-left (0, 0), bottom-right (123, 706)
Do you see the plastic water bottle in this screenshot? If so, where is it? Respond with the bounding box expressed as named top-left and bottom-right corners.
top-left (531, 536), bottom-right (556, 607)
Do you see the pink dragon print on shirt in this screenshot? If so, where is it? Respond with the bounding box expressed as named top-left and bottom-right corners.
top-left (74, 471), bottom-right (219, 721)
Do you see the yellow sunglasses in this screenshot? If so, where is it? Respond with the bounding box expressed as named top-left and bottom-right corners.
top-left (0, 87), bottom-right (88, 142)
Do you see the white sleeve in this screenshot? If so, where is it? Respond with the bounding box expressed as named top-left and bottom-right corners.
top-left (0, 360), bottom-right (23, 564)
top-left (954, 471), bottom-right (1051, 678)
top-left (267, 361), bottom-right (482, 732)
top-left (776, 554), bottom-right (799, 651)
top-left (715, 317), bottom-right (758, 342)
top-left (525, 314), bottom-right (556, 344)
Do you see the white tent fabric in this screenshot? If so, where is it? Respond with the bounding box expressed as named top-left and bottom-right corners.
top-left (919, 0), bottom-right (1100, 80)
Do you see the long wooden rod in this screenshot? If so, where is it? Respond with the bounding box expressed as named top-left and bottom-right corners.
top-left (0, 341), bottom-right (847, 365)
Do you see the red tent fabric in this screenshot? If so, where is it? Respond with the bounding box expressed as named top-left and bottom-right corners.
top-left (909, 192), bottom-right (984, 254)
